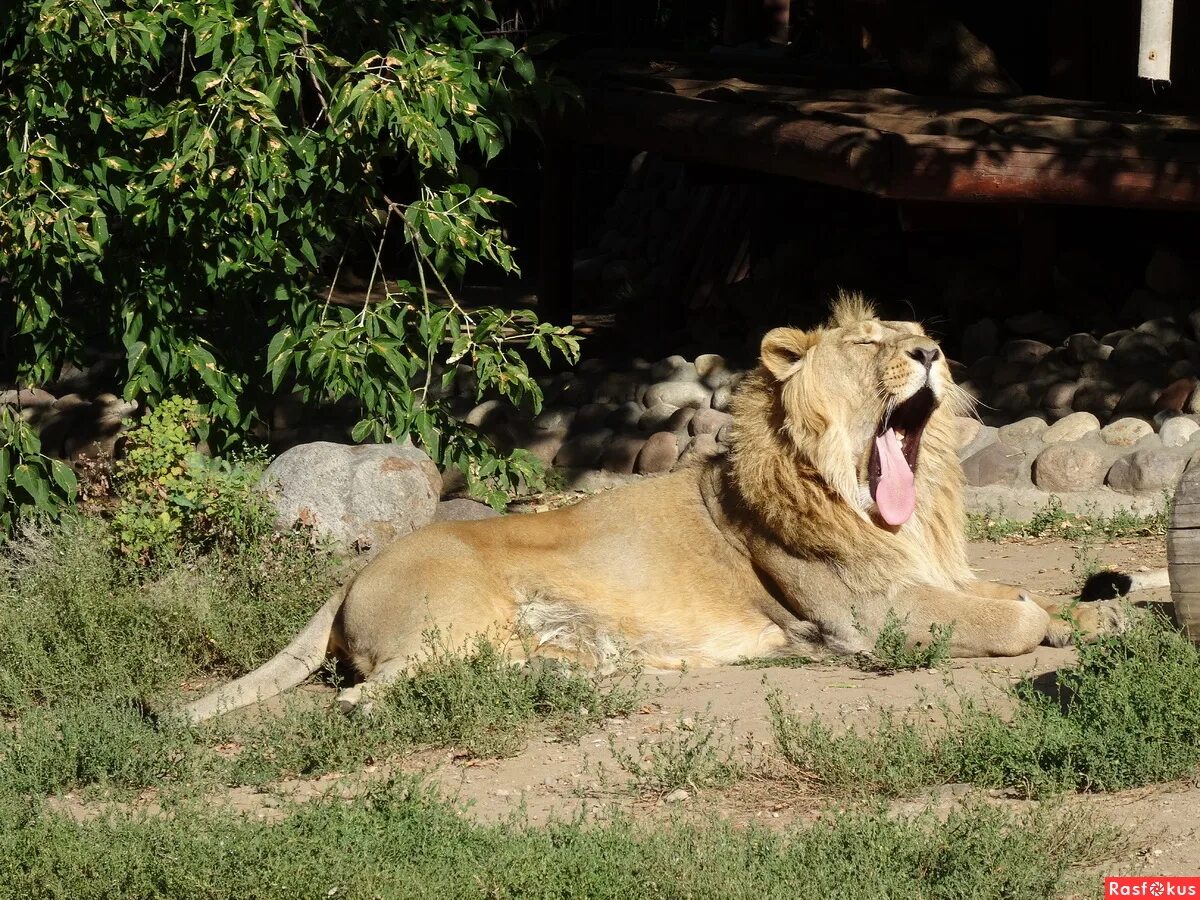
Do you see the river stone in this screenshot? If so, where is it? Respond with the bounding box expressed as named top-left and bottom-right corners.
top-left (607, 401), bottom-right (645, 431)
top-left (1064, 333), bottom-right (1107, 364)
top-left (635, 431), bottom-right (680, 474)
top-left (259, 442), bottom-right (440, 554)
top-left (575, 402), bottom-right (618, 431)
top-left (711, 384), bottom-right (734, 412)
top-left (434, 499), bottom-right (499, 523)
top-left (952, 416), bottom-right (982, 449)
top-left (1042, 411), bottom-right (1101, 443)
top-left (960, 442), bottom-right (1029, 487)
top-left (555, 429), bottom-right (613, 469)
top-left (650, 355), bottom-right (697, 383)
top-left (594, 373), bottom-right (639, 404)
top-left (969, 356), bottom-right (1000, 385)
top-left (691, 408), bottom-right (734, 436)
top-left (1033, 442), bottom-right (1110, 492)
top-left (1110, 331), bottom-right (1169, 369)
top-left (675, 433), bottom-right (721, 469)
top-left (0, 388), bottom-right (56, 408)
top-left (525, 432), bottom-right (566, 466)
top-left (1073, 383), bottom-right (1122, 417)
top-left (1137, 317), bottom-right (1185, 346)
top-left (642, 380), bottom-right (712, 411)
top-left (1114, 380), bottom-right (1161, 416)
top-left (1101, 417), bottom-right (1154, 447)
top-left (1155, 378), bottom-right (1197, 415)
top-left (639, 402), bottom-right (679, 433)
top-left (1001, 339), bottom-right (1053, 365)
top-left (1162, 417), bottom-right (1200, 448)
top-left (1107, 448), bottom-right (1189, 493)
top-left (1041, 381), bottom-right (1079, 410)
top-left (695, 353), bottom-right (732, 387)
top-left (991, 361), bottom-right (1027, 387)
top-left (600, 434), bottom-right (647, 474)
top-left (998, 416), bottom-right (1047, 445)
top-left (666, 407), bottom-right (696, 434)
top-left (957, 424), bottom-right (998, 462)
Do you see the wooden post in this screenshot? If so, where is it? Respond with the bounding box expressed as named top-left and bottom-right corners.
top-left (539, 138), bottom-right (575, 327)
top-left (1168, 452), bottom-right (1200, 643)
top-left (1139, 0), bottom-right (1174, 81)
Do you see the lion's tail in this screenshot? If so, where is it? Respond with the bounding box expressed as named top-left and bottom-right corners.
top-left (177, 585), bottom-right (348, 724)
top-left (1080, 568), bottom-right (1170, 601)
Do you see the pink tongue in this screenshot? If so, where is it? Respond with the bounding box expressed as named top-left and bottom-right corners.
top-left (875, 428), bottom-right (915, 525)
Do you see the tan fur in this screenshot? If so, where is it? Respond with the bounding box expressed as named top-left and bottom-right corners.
top-left (181, 293), bottom-right (1120, 722)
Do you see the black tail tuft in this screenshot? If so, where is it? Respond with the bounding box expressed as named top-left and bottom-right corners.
top-left (1080, 571), bottom-right (1133, 602)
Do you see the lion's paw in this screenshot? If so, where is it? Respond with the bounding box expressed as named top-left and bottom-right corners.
top-left (1045, 599), bottom-right (1138, 647)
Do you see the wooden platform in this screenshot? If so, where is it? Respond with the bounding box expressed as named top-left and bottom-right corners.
top-left (555, 53), bottom-right (1200, 211)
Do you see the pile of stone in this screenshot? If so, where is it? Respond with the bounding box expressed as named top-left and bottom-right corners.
top-left (457, 353), bottom-right (740, 477)
top-left (1, 387), bottom-right (137, 461)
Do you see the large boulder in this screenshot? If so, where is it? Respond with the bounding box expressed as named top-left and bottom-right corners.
top-left (259, 442), bottom-right (441, 553)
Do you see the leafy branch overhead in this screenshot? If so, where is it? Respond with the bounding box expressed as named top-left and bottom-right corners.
top-left (1, 0), bottom-right (580, 517)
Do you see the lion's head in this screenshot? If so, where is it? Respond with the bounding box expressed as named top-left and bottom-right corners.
top-left (732, 292), bottom-right (971, 533)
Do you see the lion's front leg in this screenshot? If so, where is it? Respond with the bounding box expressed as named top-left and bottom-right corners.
top-left (965, 579), bottom-right (1130, 647)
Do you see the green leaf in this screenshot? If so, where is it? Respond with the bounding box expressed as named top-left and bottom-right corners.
top-left (48, 459), bottom-right (78, 498)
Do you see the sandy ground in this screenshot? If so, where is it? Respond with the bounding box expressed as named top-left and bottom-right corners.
top-left (51, 532), bottom-right (1200, 879)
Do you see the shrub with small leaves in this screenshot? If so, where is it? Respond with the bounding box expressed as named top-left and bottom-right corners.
top-left (111, 397), bottom-right (274, 562)
top-left (0, 407), bottom-right (77, 537)
top-left (2, 0), bottom-right (580, 523)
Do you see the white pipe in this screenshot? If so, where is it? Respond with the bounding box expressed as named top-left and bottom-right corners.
top-left (1138, 0), bottom-right (1174, 81)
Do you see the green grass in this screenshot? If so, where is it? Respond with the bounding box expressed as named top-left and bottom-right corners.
top-left (0, 515), bottom-right (641, 798)
top-left (770, 609), bottom-right (1200, 798)
top-left (854, 613), bottom-right (952, 673)
top-left (610, 712), bottom-right (743, 796)
top-left (0, 780), bottom-right (1118, 900)
top-left (966, 495), bottom-right (1170, 543)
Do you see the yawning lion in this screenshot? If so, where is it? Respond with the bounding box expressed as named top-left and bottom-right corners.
top-left (183, 293), bottom-right (1121, 722)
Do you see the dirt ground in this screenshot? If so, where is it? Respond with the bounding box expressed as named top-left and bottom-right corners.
top-left (54, 533), bottom-right (1200, 879)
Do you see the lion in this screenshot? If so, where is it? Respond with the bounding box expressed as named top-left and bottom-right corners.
top-left (182, 293), bottom-right (1124, 722)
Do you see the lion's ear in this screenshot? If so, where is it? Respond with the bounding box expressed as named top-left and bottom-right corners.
top-left (760, 328), bottom-right (814, 380)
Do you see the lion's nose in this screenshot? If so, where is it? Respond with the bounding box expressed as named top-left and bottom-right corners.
top-left (908, 346), bottom-right (940, 370)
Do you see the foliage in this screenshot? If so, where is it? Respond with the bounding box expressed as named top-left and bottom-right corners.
top-left (855, 612), bottom-right (952, 674)
top-left (1, 0), bottom-right (579, 516)
top-left (110, 396), bottom-right (275, 562)
top-left (770, 610), bottom-right (1200, 798)
top-left (0, 406), bottom-right (77, 536)
top-left (966, 495), bottom-right (1170, 543)
top-left (610, 712), bottom-right (743, 796)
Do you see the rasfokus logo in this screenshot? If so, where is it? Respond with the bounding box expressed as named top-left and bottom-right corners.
top-left (1106, 877), bottom-right (1200, 897)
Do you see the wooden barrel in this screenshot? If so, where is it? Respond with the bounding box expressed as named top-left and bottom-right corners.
top-left (1168, 454), bottom-right (1200, 642)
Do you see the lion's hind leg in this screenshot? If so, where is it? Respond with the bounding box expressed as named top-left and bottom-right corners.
top-left (967, 579), bottom-right (1131, 647)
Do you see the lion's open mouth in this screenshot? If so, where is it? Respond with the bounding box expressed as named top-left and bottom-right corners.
top-left (868, 387), bottom-right (936, 526)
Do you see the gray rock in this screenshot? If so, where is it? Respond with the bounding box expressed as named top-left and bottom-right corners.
top-left (1101, 329), bottom-right (1134, 348)
top-left (1101, 417), bottom-right (1154, 447)
top-left (960, 442), bottom-right (1030, 487)
top-left (1042, 411), bottom-right (1101, 443)
top-left (1001, 339), bottom-right (1053, 365)
top-left (577, 358), bottom-right (608, 378)
top-left (711, 384), bottom-right (734, 413)
top-left (959, 319), bottom-right (999, 364)
top-left (594, 373), bottom-right (639, 405)
top-left (0, 388), bottom-right (56, 408)
top-left (1064, 333), bottom-right (1107, 364)
top-left (1033, 442), bottom-right (1110, 492)
top-left (555, 429), bottom-right (614, 468)
top-left (952, 416), bottom-right (982, 450)
top-left (1107, 448), bottom-right (1189, 493)
top-left (991, 361), bottom-right (1027, 387)
top-left (957, 424), bottom-right (998, 462)
top-left (1136, 317), bottom-right (1185, 346)
top-left (998, 416), bottom-right (1046, 445)
top-left (675, 433), bottom-right (721, 469)
top-left (434, 498), bottom-right (499, 523)
top-left (639, 402), bottom-right (680, 433)
top-left (1072, 383), bottom-right (1122, 418)
top-left (1145, 248), bottom-right (1193, 296)
top-left (607, 401), bottom-right (645, 432)
top-left (969, 356), bottom-right (1000, 385)
top-left (575, 402), bottom-right (618, 431)
top-left (642, 381), bottom-right (712, 411)
top-left (650, 355), bottom-right (696, 383)
top-left (1110, 332), bottom-right (1169, 369)
top-left (525, 432), bottom-right (566, 466)
top-left (635, 431), bottom-right (680, 474)
top-left (691, 408), bottom-right (734, 436)
top-left (1041, 381), bottom-right (1079, 410)
top-left (694, 353), bottom-right (732, 388)
top-left (259, 442), bottom-right (441, 553)
top-left (1114, 380), bottom-right (1161, 416)
top-left (993, 383), bottom-right (1033, 413)
top-left (1161, 417), bottom-right (1200, 448)
top-left (1121, 288), bottom-right (1173, 323)
top-left (1189, 308), bottom-right (1200, 342)
top-left (666, 407), bottom-right (696, 434)
top-left (600, 434), bottom-right (647, 474)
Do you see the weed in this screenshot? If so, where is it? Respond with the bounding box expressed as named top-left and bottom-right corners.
top-left (771, 610), bottom-right (1200, 798)
top-left (854, 612), bottom-right (952, 673)
top-left (734, 654), bottom-right (817, 669)
top-left (966, 495), bottom-right (1170, 543)
top-left (610, 712), bottom-right (742, 796)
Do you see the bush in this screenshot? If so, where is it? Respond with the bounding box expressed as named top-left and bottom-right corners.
top-left (1, 0), bottom-right (579, 525)
top-left (0, 406), bottom-right (77, 535)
